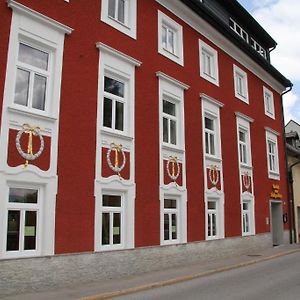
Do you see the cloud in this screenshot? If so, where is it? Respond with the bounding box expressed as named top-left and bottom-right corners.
top-left (251, 0), bottom-right (277, 9)
top-left (282, 91), bottom-right (300, 124)
top-left (252, 0), bottom-right (300, 81)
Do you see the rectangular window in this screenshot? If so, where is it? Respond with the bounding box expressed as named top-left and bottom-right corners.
top-left (207, 200), bottom-right (218, 238)
top-left (242, 202), bottom-right (250, 235)
top-left (163, 198), bottom-right (178, 242)
top-left (6, 188), bottom-right (39, 253)
top-left (266, 130), bottom-right (280, 179)
top-left (239, 129), bottom-right (248, 165)
top-left (263, 87), bottom-right (275, 119)
top-left (162, 99), bottom-right (177, 145)
top-left (158, 11), bottom-right (183, 66)
top-left (101, 194), bottom-right (123, 247)
top-left (204, 116), bottom-right (216, 156)
top-left (250, 38), bottom-right (266, 58)
top-left (14, 43), bottom-right (50, 112)
top-left (199, 40), bottom-right (219, 86)
top-left (101, 0), bottom-right (137, 39)
top-left (234, 65), bottom-right (249, 103)
top-left (102, 76), bottom-right (125, 132)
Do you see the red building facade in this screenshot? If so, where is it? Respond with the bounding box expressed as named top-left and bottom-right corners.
top-left (0, 0), bottom-right (292, 260)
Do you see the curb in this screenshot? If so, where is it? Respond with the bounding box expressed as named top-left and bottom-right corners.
top-left (81, 248), bottom-right (300, 300)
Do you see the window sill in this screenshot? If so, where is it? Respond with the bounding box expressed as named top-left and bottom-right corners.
top-left (265, 112), bottom-right (275, 120)
top-left (100, 128), bottom-right (134, 141)
top-left (268, 171), bottom-right (280, 180)
top-left (204, 154), bottom-right (222, 163)
top-left (162, 143), bottom-right (184, 154)
top-left (235, 93), bottom-right (249, 104)
top-left (240, 163), bottom-right (253, 170)
top-left (200, 73), bottom-right (219, 87)
top-left (7, 106), bottom-right (57, 122)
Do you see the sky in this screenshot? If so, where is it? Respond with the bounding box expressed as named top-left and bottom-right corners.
top-left (238, 0), bottom-right (300, 125)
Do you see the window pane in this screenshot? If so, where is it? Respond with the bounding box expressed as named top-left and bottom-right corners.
top-left (115, 101), bottom-right (124, 131)
top-left (24, 211), bottom-right (37, 250)
top-left (205, 132), bottom-right (209, 154)
top-left (239, 131), bottom-right (245, 142)
top-left (32, 74), bottom-right (46, 110)
top-left (208, 201), bottom-right (216, 210)
top-left (163, 117), bottom-right (168, 143)
top-left (102, 213), bottom-right (110, 245)
top-left (14, 68), bottom-right (30, 107)
top-left (103, 195), bottom-right (121, 207)
top-left (205, 117), bottom-right (214, 130)
top-left (243, 203), bottom-right (249, 210)
top-left (163, 100), bottom-right (176, 116)
top-left (103, 97), bottom-right (112, 128)
top-left (113, 213), bottom-right (121, 244)
top-left (9, 188), bottom-right (38, 204)
top-left (18, 43), bottom-right (48, 71)
top-left (209, 134), bottom-right (215, 155)
top-left (170, 120), bottom-right (177, 145)
top-left (117, 0), bottom-right (125, 23)
top-left (164, 214), bottom-right (169, 240)
top-left (212, 214), bottom-right (216, 235)
top-left (7, 210), bottom-right (20, 251)
top-left (108, 0), bottom-right (116, 18)
top-left (168, 29), bottom-right (175, 53)
top-left (164, 199), bottom-right (177, 209)
top-left (104, 77), bottom-right (124, 97)
top-left (171, 214), bottom-right (177, 240)
top-left (162, 26), bottom-right (167, 49)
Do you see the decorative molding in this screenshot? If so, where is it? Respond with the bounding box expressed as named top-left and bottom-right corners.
top-left (7, 0), bottom-right (73, 34)
top-left (156, 71), bottom-right (189, 90)
top-left (7, 107), bottom-right (58, 123)
top-left (265, 127), bottom-right (280, 136)
top-left (96, 43), bottom-right (142, 67)
top-left (200, 93), bottom-right (224, 108)
top-left (235, 112), bottom-right (254, 123)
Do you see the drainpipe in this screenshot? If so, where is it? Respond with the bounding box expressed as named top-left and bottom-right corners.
top-left (281, 85), bottom-right (293, 243)
top-left (288, 158), bottom-right (300, 243)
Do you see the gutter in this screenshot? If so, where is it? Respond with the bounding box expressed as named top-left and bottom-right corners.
top-left (281, 85), bottom-right (294, 243)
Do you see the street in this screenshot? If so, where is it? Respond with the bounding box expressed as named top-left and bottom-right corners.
top-left (114, 251), bottom-right (300, 300)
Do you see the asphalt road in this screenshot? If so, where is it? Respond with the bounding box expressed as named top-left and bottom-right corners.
top-left (114, 251), bottom-right (300, 300)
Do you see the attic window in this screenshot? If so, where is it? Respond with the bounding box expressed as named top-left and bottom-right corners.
top-left (250, 38), bottom-right (266, 58)
top-left (229, 18), bottom-right (248, 42)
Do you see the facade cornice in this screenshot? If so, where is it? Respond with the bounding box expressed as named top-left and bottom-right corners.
top-left (7, 0), bottom-right (73, 34)
top-left (235, 112), bottom-right (254, 123)
top-left (265, 127), bottom-right (280, 136)
top-left (156, 71), bottom-right (190, 90)
top-left (96, 43), bottom-right (142, 67)
top-left (200, 93), bottom-right (224, 108)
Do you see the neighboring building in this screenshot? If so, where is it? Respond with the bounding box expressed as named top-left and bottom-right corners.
top-left (285, 121), bottom-right (300, 243)
top-left (0, 0), bottom-right (292, 285)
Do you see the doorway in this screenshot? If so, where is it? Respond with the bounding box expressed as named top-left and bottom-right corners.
top-left (271, 202), bottom-right (283, 246)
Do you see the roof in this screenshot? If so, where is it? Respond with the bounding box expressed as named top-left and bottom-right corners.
top-left (180, 0), bottom-right (292, 88)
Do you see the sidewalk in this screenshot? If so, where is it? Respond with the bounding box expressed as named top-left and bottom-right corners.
top-left (2, 243), bottom-right (300, 300)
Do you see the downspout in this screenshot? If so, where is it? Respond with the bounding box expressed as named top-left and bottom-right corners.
top-left (281, 85), bottom-right (293, 243)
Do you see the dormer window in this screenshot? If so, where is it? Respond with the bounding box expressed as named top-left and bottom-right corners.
top-left (229, 18), bottom-right (248, 42)
top-left (250, 38), bottom-right (266, 58)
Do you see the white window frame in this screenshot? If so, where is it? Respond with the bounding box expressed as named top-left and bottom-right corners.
top-left (242, 199), bottom-right (253, 236)
top-left (100, 193), bottom-right (125, 250)
top-left (157, 72), bottom-right (188, 151)
top-left (97, 43), bottom-right (141, 139)
top-left (204, 113), bottom-right (217, 157)
top-left (101, 0), bottom-right (137, 39)
top-left (205, 197), bottom-right (224, 240)
top-left (102, 73), bottom-right (128, 133)
top-left (263, 86), bottom-right (275, 119)
top-left (229, 18), bottom-right (248, 42)
top-left (266, 130), bottom-right (280, 180)
top-left (162, 97), bottom-right (178, 146)
top-left (199, 40), bottom-right (219, 86)
top-left (4, 3), bottom-right (72, 119)
top-left (233, 65), bottom-right (249, 103)
top-left (162, 197), bottom-right (179, 244)
top-left (236, 116), bottom-right (252, 168)
top-left (13, 42), bottom-right (51, 113)
top-left (250, 38), bottom-right (266, 58)
top-left (158, 11), bottom-right (184, 66)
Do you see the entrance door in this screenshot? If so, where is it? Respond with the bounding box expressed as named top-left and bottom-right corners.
top-left (271, 202), bottom-right (283, 246)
